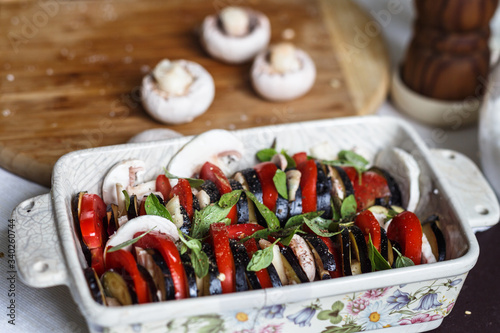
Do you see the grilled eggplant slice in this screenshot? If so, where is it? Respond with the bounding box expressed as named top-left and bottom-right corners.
top-left (280, 247), bottom-right (309, 283)
top-left (137, 264), bottom-right (159, 302)
top-left (370, 166), bottom-right (403, 207)
top-left (136, 247), bottom-right (166, 301)
top-left (85, 267), bottom-right (106, 305)
top-left (259, 239), bottom-right (287, 285)
top-left (127, 195), bottom-right (140, 219)
top-left (303, 234), bottom-right (335, 280)
top-left (380, 228), bottom-right (389, 261)
top-left (316, 162), bottom-right (332, 219)
top-left (202, 243), bottom-right (223, 296)
top-left (101, 269), bottom-right (132, 306)
top-left (230, 179), bottom-right (250, 224)
top-left (149, 250), bottom-right (176, 301)
top-left (275, 194), bottom-right (289, 227)
top-left (266, 263), bottom-right (283, 288)
top-left (288, 185), bottom-right (303, 217)
top-left (240, 168), bottom-right (267, 227)
top-left (422, 215), bottom-right (446, 262)
top-left (348, 226), bottom-right (372, 274)
top-left (229, 239), bottom-right (250, 292)
top-left (328, 166), bottom-right (354, 214)
top-left (180, 253), bottom-right (198, 298)
top-left (334, 227), bottom-right (352, 276)
top-left (233, 171), bottom-right (259, 223)
top-left (200, 180), bottom-right (221, 204)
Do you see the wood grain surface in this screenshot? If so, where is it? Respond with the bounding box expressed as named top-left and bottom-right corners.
top-left (0, 0), bottom-right (390, 187)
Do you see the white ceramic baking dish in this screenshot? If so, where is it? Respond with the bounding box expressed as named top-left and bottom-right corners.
top-left (13, 116), bottom-right (499, 333)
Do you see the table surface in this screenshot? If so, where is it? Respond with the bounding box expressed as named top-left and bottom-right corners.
top-left (2, 1), bottom-right (500, 332)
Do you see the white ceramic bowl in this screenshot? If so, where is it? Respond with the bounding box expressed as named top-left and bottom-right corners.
top-left (391, 70), bottom-right (481, 128)
top-left (13, 116), bottom-right (499, 333)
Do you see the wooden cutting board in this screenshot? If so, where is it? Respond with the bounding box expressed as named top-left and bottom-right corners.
top-left (0, 0), bottom-right (390, 187)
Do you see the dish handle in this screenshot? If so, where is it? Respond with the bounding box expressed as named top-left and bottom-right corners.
top-left (12, 193), bottom-right (69, 288)
top-left (430, 149), bottom-right (500, 230)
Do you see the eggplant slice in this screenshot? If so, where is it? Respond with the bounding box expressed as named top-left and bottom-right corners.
top-left (202, 243), bottom-right (223, 296)
top-left (230, 179), bottom-right (250, 224)
top-left (316, 162), bottom-right (332, 219)
top-left (422, 215), bottom-right (446, 262)
top-left (279, 247), bottom-right (309, 283)
top-left (348, 226), bottom-right (372, 274)
top-left (149, 249), bottom-right (176, 301)
top-left (370, 166), bottom-right (403, 208)
top-left (137, 264), bottom-right (159, 302)
top-left (240, 168), bottom-right (267, 227)
top-left (180, 253), bottom-right (199, 298)
top-left (229, 239), bottom-right (250, 292)
top-left (303, 234), bottom-right (336, 272)
top-left (84, 267), bottom-right (106, 305)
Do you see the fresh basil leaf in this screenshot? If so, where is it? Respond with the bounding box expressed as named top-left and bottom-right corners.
top-left (340, 194), bottom-right (357, 220)
top-left (144, 193), bottom-right (173, 221)
top-left (107, 226), bottom-right (156, 253)
top-left (337, 150), bottom-right (369, 171)
top-left (191, 249), bottom-right (209, 278)
top-left (122, 190), bottom-right (130, 211)
top-left (218, 190), bottom-right (242, 208)
top-left (393, 248), bottom-right (415, 268)
top-left (163, 169), bottom-right (205, 188)
top-left (331, 199), bottom-right (341, 222)
top-left (284, 211), bottom-right (322, 229)
top-left (304, 217), bottom-right (341, 237)
top-left (178, 231), bottom-right (209, 278)
top-left (256, 148), bottom-right (278, 162)
top-left (245, 190), bottom-right (280, 230)
top-left (279, 225), bottom-right (304, 247)
top-left (273, 169), bottom-right (288, 200)
top-left (190, 204), bottom-right (232, 239)
top-left (247, 239), bottom-right (279, 271)
top-left (367, 235), bottom-right (392, 271)
top-left (240, 228), bottom-right (279, 244)
top-left (281, 149), bottom-right (296, 169)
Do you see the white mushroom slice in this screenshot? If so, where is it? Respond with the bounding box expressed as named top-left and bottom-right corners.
top-left (105, 215), bottom-right (178, 253)
top-left (141, 59), bottom-right (215, 125)
top-left (102, 159), bottom-right (146, 206)
top-left (286, 170), bottom-right (301, 202)
top-left (326, 165), bottom-right (345, 202)
top-left (289, 234), bottom-right (316, 282)
top-left (251, 44), bottom-right (316, 101)
top-left (421, 233), bottom-right (437, 264)
top-left (167, 129), bottom-right (244, 178)
top-left (374, 147), bottom-right (420, 212)
top-left (200, 7), bottom-right (270, 64)
top-left (219, 7), bottom-right (250, 37)
top-left (126, 180), bottom-right (158, 201)
top-left (259, 239), bottom-right (288, 286)
top-left (271, 153), bottom-right (287, 171)
top-left (128, 128), bottom-right (183, 143)
top-left (165, 196), bottom-right (184, 229)
top-left (196, 190), bottom-right (211, 210)
top-left (351, 260), bottom-right (362, 275)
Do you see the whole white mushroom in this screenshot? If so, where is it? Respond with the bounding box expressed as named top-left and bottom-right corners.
top-left (141, 59), bottom-right (215, 125)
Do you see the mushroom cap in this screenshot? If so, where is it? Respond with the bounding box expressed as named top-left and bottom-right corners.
top-left (251, 47), bottom-right (316, 102)
top-left (141, 60), bottom-right (215, 125)
top-left (200, 8), bottom-right (271, 64)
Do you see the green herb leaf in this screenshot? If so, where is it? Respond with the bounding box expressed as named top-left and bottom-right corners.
top-left (122, 190), bottom-right (130, 211)
top-left (340, 194), bottom-right (357, 220)
top-left (304, 217), bottom-right (341, 237)
top-left (144, 193), bottom-right (173, 221)
top-left (322, 150), bottom-right (369, 181)
top-left (107, 226), bottom-right (156, 253)
top-left (279, 225), bottom-right (304, 247)
top-left (245, 190), bottom-right (280, 230)
top-left (191, 249), bottom-right (209, 278)
top-left (163, 169), bottom-right (205, 188)
top-left (331, 199), bottom-right (341, 222)
top-left (393, 248), bottom-right (415, 268)
top-left (367, 235), bottom-right (392, 271)
top-left (273, 169), bottom-right (288, 200)
top-left (281, 149), bottom-right (296, 169)
top-left (247, 239), bottom-right (279, 271)
top-left (240, 228), bottom-right (279, 244)
top-left (256, 148), bottom-right (278, 162)
top-left (190, 204), bottom-right (232, 239)
top-left (178, 231), bottom-right (209, 278)
top-left (218, 190), bottom-right (242, 209)
top-left (284, 211), bottom-right (321, 229)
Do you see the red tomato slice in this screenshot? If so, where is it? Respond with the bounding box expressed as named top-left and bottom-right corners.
top-left (156, 174), bottom-right (171, 201)
top-left (355, 210), bottom-right (382, 251)
top-left (243, 238), bottom-right (273, 289)
top-left (80, 194), bottom-right (107, 249)
top-left (90, 247), bottom-right (105, 277)
top-left (292, 152), bottom-right (308, 166)
top-left (297, 159), bottom-right (317, 213)
top-left (387, 211), bottom-right (422, 265)
top-left (105, 249), bottom-right (151, 304)
top-left (134, 231), bottom-right (188, 299)
top-left (227, 223), bottom-right (265, 240)
top-left (199, 162), bottom-right (237, 224)
top-left (254, 162), bottom-right (279, 212)
top-left (171, 178), bottom-right (194, 220)
top-left (342, 167), bottom-right (390, 212)
top-left (210, 223), bottom-right (236, 294)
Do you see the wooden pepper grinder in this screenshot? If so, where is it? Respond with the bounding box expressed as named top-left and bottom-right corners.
top-left (401, 0), bottom-right (498, 101)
